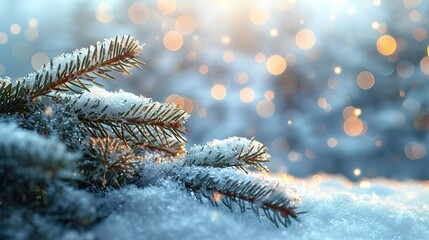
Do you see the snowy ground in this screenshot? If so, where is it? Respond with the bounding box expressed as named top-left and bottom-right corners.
top-left (92, 174), bottom-right (429, 240)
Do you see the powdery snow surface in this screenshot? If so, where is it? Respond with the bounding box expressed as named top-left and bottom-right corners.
top-left (93, 174), bottom-right (429, 240)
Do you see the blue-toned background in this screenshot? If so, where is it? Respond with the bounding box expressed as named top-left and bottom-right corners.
top-left (1, 0), bottom-right (428, 180)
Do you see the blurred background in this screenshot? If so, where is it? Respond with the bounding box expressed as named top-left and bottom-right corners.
top-left (1, 0), bottom-right (429, 180)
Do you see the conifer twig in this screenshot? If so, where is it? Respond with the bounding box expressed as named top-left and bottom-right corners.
top-left (172, 166), bottom-right (302, 227)
top-left (79, 137), bottom-right (143, 190)
top-left (184, 137), bottom-right (270, 173)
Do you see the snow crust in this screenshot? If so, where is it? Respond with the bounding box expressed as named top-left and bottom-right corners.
top-left (93, 173), bottom-right (429, 240)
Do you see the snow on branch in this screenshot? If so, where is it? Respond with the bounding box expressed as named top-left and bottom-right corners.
top-left (63, 87), bottom-right (189, 146)
top-left (171, 165), bottom-right (302, 227)
top-left (184, 137), bottom-right (270, 173)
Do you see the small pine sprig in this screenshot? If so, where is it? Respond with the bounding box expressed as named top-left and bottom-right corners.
top-left (62, 87), bottom-right (188, 147)
top-left (172, 166), bottom-right (302, 227)
top-left (79, 137), bottom-right (143, 191)
top-left (184, 137), bottom-right (270, 173)
top-left (0, 77), bottom-right (29, 113)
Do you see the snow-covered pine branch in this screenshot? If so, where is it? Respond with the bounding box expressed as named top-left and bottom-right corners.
top-left (184, 137), bottom-right (270, 173)
top-left (63, 87), bottom-right (189, 146)
top-left (0, 35), bottom-right (143, 114)
top-left (0, 122), bottom-right (79, 206)
top-left (167, 165), bottom-right (301, 227)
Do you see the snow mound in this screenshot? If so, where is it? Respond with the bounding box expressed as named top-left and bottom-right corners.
top-left (92, 175), bottom-right (429, 240)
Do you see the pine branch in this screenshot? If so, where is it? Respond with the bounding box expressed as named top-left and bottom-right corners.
top-left (0, 35), bottom-right (143, 114)
top-left (172, 166), bottom-right (302, 227)
top-left (26, 35), bottom-right (143, 98)
top-left (184, 137), bottom-right (270, 173)
top-left (0, 122), bottom-right (79, 206)
top-left (62, 87), bottom-right (188, 148)
top-left (79, 137), bottom-right (143, 191)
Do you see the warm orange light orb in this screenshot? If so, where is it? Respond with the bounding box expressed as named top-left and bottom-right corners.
top-left (344, 117), bottom-right (365, 136)
top-left (211, 84), bottom-right (227, 100)
top-left (266, 55), bottom-right (286, 75)
top-left (163, 31), bottom-right (183, 51)
top-left (158, 0), bottom-right (176, 14)
top-left (377, 35), bottom-right (397, 56)
top-left (175, 15), bottom-right (196, 35)
top-left (295, 29), bottom-right (316, 49)
top-left (249, 4), bottom-right (269, 25)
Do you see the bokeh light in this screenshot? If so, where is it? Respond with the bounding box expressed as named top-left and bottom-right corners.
top-left (264, 90), bottom-right (275, 100)
top-left (353, 168), bottom-right (361, 176)
top-left (128, 3), bottom-right (150, 24)
top-left (28, 18), bottom-right (38, 27)
top-left (221, 35), bottom-right (231, 45)
top-left (0, 32), bottom-right (8, 44)
top-left (239, 87), bottom-right (255, 103)
top-left (158, 0), bottom-right (176, 14)
top-left (256, 99), bottom-right (275, 118)
top-left (420, 56), bottom-right (429, 75)
top-left (10, 24), bottom-right (21, 35)
top-left (199, 64), bottom-right (209, 75)
top-left (344, 117), bottom-right (365, 137)
top-left (295, 29), bottom-right (316, 49)
top-left (249, 4), bottom-right (269, 25)
top-left (175, 15), bottom-right (196, 35)
top-left (404, 142), bottom-right (426, 160)
top-left (163, 31), bottom-right (183, 51)
top-left (266, 55), bottom-right (286, 75)
top-left (376, 35), bottom-right (397, 56)
top-left (31, 52), bottom-right (49, 69)
top-left (223, 51), bottom-right (235, 63)
top-left (356, 71), bottom-right (375, 90)
top-left (255, 52), bottom-right (266, 63)
top-left (211, 84), bottom-right (226, 100)
top-left (327, 137), bottom-right (338, 148)
top-left (236, 72), bottom-right (248, 84)
top-left (96, 3), bottom-right (114, 23)
top-left (24, 27), bottom-right (38, 41)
